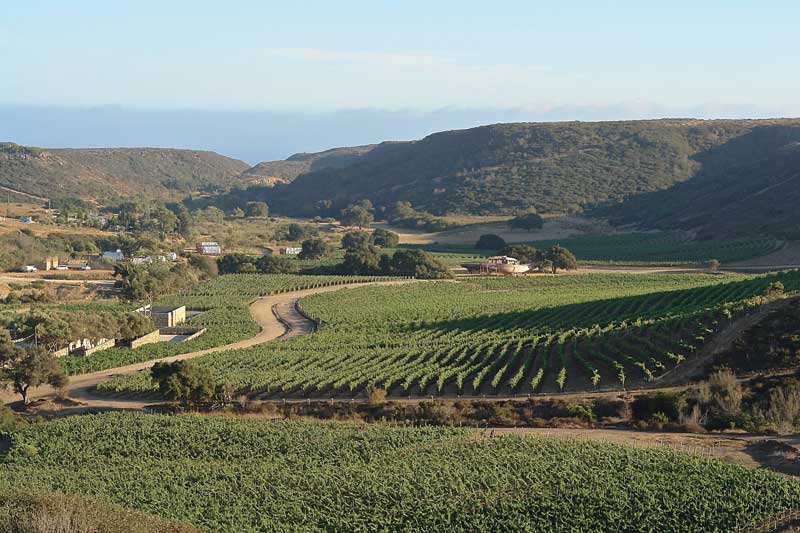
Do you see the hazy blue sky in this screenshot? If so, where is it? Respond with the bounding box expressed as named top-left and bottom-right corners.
top-left (2, 1), bottom-right (798, 161)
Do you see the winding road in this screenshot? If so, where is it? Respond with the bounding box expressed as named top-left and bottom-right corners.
top-left (6, 280), bottom-right (416, 410)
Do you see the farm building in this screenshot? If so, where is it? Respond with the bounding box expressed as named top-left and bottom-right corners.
top-left (44, 256), bottom-right (59, 270)
top-left (265, 246), bottom-right (302, 255)
top-left (148, 305), bottom-right (187, 328)
top-left (103, 249), bottom-right (124, 261)
top-left (196, 242), bottom-right (222, 255)
top-left (66, 259), bottom-right (91, 270)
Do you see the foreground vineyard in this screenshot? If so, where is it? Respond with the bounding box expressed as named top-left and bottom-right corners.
top-left (2, 413), bottom-right (798, 532)
top-left (61, 274), bottom-right (400, 375)
top-left (100, 271), bottom-right (800, 397)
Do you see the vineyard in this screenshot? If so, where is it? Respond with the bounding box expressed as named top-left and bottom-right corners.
top-left (2, 413), bottom-right (798, 532)
top-left (99, 270), bottom-right (800, 397)
top-left (421, 231), bottom-right (782, 265)
top-left (60, 274), bottom-right (400, 375)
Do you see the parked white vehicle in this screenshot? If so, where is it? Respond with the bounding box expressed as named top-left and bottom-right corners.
top-left (21, 265), bottom-right (38, 273)
top-left (55, 265), bottom-right (69, 270)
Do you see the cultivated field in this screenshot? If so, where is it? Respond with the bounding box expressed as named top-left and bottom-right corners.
top-left (98, 270), bottom-right (800, 398)
top-left (2, 413), bottom-right (797, 532)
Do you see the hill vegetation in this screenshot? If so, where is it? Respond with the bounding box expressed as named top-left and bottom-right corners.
top-left (0, 142), bottom-right (249, 202)
top-left (2, 413), bottom-right (798, 532)
top-left (269, 118), bottom-right (800, 218)
top-left (242, 144), bottom-right (375, 184)
top-left (599, 124), bottom-right (800, 239)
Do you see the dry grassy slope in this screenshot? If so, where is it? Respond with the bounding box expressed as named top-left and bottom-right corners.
top-left (0, 142), bottom-right (250, 202)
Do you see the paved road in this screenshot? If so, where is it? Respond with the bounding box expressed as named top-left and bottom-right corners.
top-left (5, 280), bottom-right (415, 409)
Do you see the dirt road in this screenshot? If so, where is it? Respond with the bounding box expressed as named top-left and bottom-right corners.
top-left (6, 280), bottom-right (416, 409)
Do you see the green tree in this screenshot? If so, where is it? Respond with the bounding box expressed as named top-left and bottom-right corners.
top-left (150, 361), bottom-right (215, 407)
top-left (508, 212), bottom-right (544, 231)
top-left (256, 254), bottom-right (297, 274)
top-left (545, 245), bottom-right (578, 274)
top-left (189, 255), bottom-right (219, 279)
top-left (230, 207), bottom-right (245, 218)
top-left (4, 347), bottom-right (68, 405)
top-left (475, 234), bottom-right (506, 250)
top-left (341, 230), bottom-right (373, 250)
top-left (386, 250), bottom-right (452, 279)
top-left (339, 203), bottom-right (374, 228)
top-left (500, 244), bottom-right (540, 264)
top-left (299, 238), bottom-right (332, 260)
top-left (372, 228), bottom-right (399, 247)
top-left (245, 201), bottom-right (269, 218)
top-left (341, 245), bottom-right (381, 275)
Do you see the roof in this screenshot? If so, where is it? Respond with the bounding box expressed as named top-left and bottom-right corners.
top-left (487, 256), bottom-right (520, 264)
top-left (150, 305), bottom-right (186, 313)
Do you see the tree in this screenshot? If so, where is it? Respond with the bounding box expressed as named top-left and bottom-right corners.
top-left (245, 201), bottom-right (269, 218)
top-left (372, 228), bottom-right (399, 247)
top-left (341, 245), bottom-right (381, 275)
top-left (286, 222), bottom-right (316, 241)
top-left (386, 250), bottom-right (452, 279)
top-left (256, 254), bottom-right (297, 274)
top-left (189, 255), bottom-right (219, 279)
top-left (508, 212), bottom-right (544, 231)
top-left (707, 259), bottom-right (720, 273)
top-left (500, 244), bottom-right (540, 264)
top-left (299, 238), bottom-right (332, 260)
top-left (339, 203), bottom-right (374, 228)
top-left (341, 230), bottom-right (373, 250)
top-left (545, 245), bottom-right (578, 274)
top-left (216, 253), bottom-right (256, 274)
top-left (150, 361), bottom-right (215, 407)
top-left (4, 347), bottom-right (68, 405)
top-left (475, 234), bottom-right (506, 250)
top-left (230, 207), bottom-right (245, 219)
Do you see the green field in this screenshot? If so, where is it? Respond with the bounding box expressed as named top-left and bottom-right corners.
top-left (58, 274), bottom-right (400, 375)
top-left (2, 413), bottom-right (797, 532)
top-left (100, 270), bottom-right (800, 397)
top-left (418, 232), bottom-right (782, 265)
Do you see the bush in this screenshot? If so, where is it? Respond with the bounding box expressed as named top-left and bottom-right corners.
top-left (631, 392), bottom-right (686, 422)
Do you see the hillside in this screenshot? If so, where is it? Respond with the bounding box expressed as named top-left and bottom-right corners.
top-left (269, 118), bottom-right (800, 218)
top-left (242, 144), bottom-right (376, 184)
top-left (598, 124), bottom-right (800, 239)
top-left (0, 142), bottom-right (250, 202)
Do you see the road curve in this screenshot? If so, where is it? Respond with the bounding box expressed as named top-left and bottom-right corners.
top-left (9, 280), bottom-right (416, 409)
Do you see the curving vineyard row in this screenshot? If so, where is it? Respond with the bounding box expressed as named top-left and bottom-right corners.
top-left (100, 270), bottom-right (800, 397)
top-left (2, 412), bottom-right (799, 532)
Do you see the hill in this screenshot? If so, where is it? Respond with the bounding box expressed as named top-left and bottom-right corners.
top-left (598, 124), bottom-right (800, 239)
top-left (241, 144), bottom-right (376, 185)
top-left (269, 118), bottom-right (800, 218)
top-left (0, 142), bottom-right (250, 203)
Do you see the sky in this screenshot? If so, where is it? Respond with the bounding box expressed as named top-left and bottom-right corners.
top-left (2, 1), bottom-right (799, 162)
